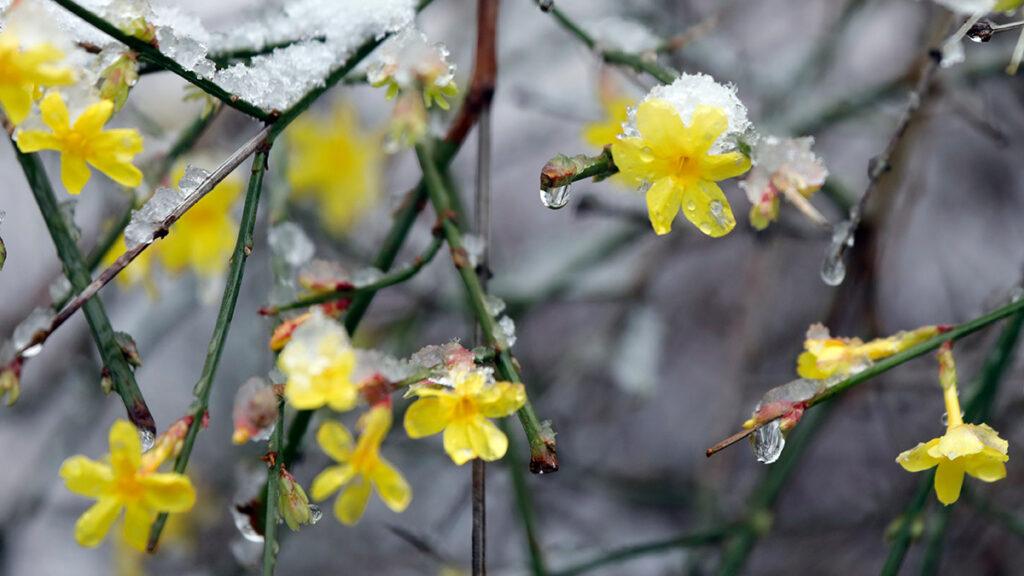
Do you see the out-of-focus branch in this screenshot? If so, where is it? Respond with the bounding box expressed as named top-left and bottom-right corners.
top-left (552, 524), bottom-right (733, 576)
top-left (262, 399), bottom-right (286, 576)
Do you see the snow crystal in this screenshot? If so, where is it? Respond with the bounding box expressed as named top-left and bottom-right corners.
top-left (462, 234), bottom-right (486, 268)
top-left (496, 316), bottom-right (517, 348)
top-left (269, 221), bottom-right (315, 268)
top-left (740, 135), bottom-right (828, 206)
top-left (124, 186), bottom-right (186, 248)
top-left (587, 17), bottom-right (662, 54)
top-left (625, 72), bottom-right (750, 154)
top-left (353, 349), bottom-right (413, 383)
top-left (484, 295), bottom-right (506, 317)
top-left (366, 27), bottom-right (456, 90)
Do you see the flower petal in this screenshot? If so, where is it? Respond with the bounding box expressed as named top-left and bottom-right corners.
top-left (108, 420), bottom-right (142, 477)
top-left (477, 382), bottom-right (526, 418)
top-left (443, 420), bottom-right (475, 465)
top-left (334, 477), bottom-right (372, 525)
top-left (636, 99), bottom-right (687, 156)
top-left (73, 100), bottom-right (114, 135)
top-left (700, 151), bottom-right (751, 182)
top-left (311, 464), bottom-right (355, 501)
top-left (39, 91), bottom-right (70, 131)
top-left (60, 456), bottom-right (113, 497)
top-left (74, 497), bottom-right (122, 548)
top-left (467, 417), bottom-right (508, 462)
top-left (122, 504), bottom-right (156, 551)
top-left (14, 129), bottom-right (59, 153)
top-left (0, 86), bottom-right (33, 125)
top-left (687, 105), bottom-right (729, 155)
top-left (371, 458), bottom-right (411, 512)
top-left (404, 397), bottom-right (451, 438)
top-left (645, 177), bottom-right (683, 236)
top-left (934, 461), bottom-right (965, 505)
top-left (610, 137), bottom-right (659, 187)
top-left (60, 153), bottom-right (92, 195)
top-left (284, 374), bottom-right (326, 410)
top-left (317, 421), bottom-right (354, 463)
top-left (680, 180), bottom-right (735, 238)
top-left (964, 455), bottom-right (1007, 483)
top-left (140, 472), bottom-right (196, 512)
top-left (88, 156), bottom-right (143, 188)
top-left (896, 440), bottom-right (940, 472)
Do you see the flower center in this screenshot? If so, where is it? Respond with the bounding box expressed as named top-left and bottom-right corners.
top-left (60, 130), bottom-right (91, 157)
top-left (113, 471), bottom-right (145, 503)
top-left (674, 154), bottom-right (702, 181)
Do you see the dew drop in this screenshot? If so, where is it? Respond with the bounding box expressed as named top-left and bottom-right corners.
top-left (308, 504), bottom-right (323, 525)
top-left (967, 20), bottom-right (994, 43)
top-left (941, 411), bottom-right (948, 427)
top-left (138, 428), bottom-right (156, 452)
top-left (686, 199), bottom-right (696, 212)
top-left (20, 344), bottom-right (43, 358)
top-left (750, 419), bottom-right (786, 464)
top-left (539, 183), bottom-right (572, 210)
top-left (698, 222), bottom-right (713, 235)
top-left (820, 220), bottom-right (854, 287)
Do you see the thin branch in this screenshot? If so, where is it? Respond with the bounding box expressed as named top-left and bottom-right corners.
top-left (881, 308), bottom-right (1024, 576)
top-left (262, 399), bottom-right (286, 576)
top-left (416, 141), bottom-right (559, 473)
top-left (148, 142), bottom-right (272, 550)
top-left (8, 133), bottom-right (155, 436)
top-left (551, 524), bottom-right (733, 576)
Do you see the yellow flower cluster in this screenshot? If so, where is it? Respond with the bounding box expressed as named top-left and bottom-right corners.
top-left (0, 31), bottom-right (74, 124)
top-left (796, 323), bottom-right (939, 381)
top-left (60, 420), bottom-right (195, 550)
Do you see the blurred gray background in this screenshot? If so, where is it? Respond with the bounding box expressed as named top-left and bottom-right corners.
top-left (2, 0), bottom-right (1024, 574)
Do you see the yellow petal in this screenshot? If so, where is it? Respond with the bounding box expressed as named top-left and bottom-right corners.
top-left (325, 379), bottom-right (359, 412)
top-left (73, 100), bottom-right (114, 135)
top-left (963, 455), bottom-right (1007, 483)
top-left (686, 105), bottom-right (729, 156)
top-left (74, 497), bottom-right (122, 548)
top-left (0, 86), bottom-right (33, 125)
top-left (60, 456), bottom-right (113, 497)
top-left (700, 151), bottom-right (751, 182)
top-left (39, 91), bottom-right (70, 131)
top-left (931, 425), bottom-right (985, 460)
top-left (680, 180), bottom-right (735, 238)
top-left (89, 156), bottom-right (143, 188)
top-left (284, 374), bottom-right (327, 410)
top-left (404, 397), bottom-right (451, 438)
top-left (610, 137), bottom-right (658, 187)
top-left (334, 477), bottom-right (372, 525)
top-left (359, 406), bottom-right (392, 448)
top-left (477, 382), bottom-right (526, 418)
top-left (317, 421), bottom-right (355, 462)
top-left (796, 351), bottom-right (828, 380)
top-left (122, 504), bottom-right (156, 551)
top-left (14, 129), bottom-right (59, 153)
top-left (895, 440), bottom-right (940, 472)
top-left (443, 420), bottom-right (475, 465)
top-left (645, 177), bottom-right (682, 236)
top-left (311, 464), bottom-right (355, 501)
top-left (60, 153), bottom-right (92, 195)
top-left (140, 473), bottom-right (196, 512)
top-left (635, 99), bottom-right (687, 156)
top-left (934, 461), bottom-right (965, 505)
top-left (109, 420), bottom-right (142, 477)
top-left (371, 458), bottom-right (411, 512)
top-left (93, 128), bottom-right (144, 156)
top-left (466, 417), bottom-right (508, 462)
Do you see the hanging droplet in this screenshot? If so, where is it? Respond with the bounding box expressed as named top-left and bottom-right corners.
top-left (750, 419), bottom-right (786, 464)
top-left (941, 411), bottom-right (948, 427)
top-left (231, 506), bottom-right (266, 543)
top-left (539, 183), bottom-right (572, 210)
top-left (308, 504), bottom-right (323, 525)
top-left (538, 0), bottom-right (554, 12)
top-left (966, 20), bottom-right (994, 43)
top-left (820, 220), bottom-right (854, 287)
top-left (138, 427), bottom-right (156, 452)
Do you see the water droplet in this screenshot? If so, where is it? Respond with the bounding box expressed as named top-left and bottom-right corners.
top-left (21, 344), bottom-right (43, 358)
top-left (820, 221), bottom-right (854, 286)
top-left (638, 146), bottom-right (655, 162)
top-left (699, 222), bottom-right (713, 235)
top-left (941, 412), bottom-right (948, 426)
top-left (308, 504), bottom-right (323, 525)
top-left (967, 20), bottom-right (993, 43)
top-left (686, 199), bottom-right (696, 212)
top-left (539, 183), bottom-right (572, 210)
top-left (538, 0), bottom-right (554, 11)
top-left (138, 428), bottom-right (156, 452)
top-left (750, 419), bottom-right (786, 464)
top-left (231, 506), bottom-right (265, 543)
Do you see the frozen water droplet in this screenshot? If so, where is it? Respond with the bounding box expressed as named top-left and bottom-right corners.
top-left (49, 275), bottom-right (72, 303)
top-left (941, 411), bottom-right (948, 426)
top-left (138, 428), bottom-right (156, 452)
top-left (12, 307), bottom-right (51, 357)
top-left (750, 419), bottom-right (785, 464)
top-left (178, 164), bottom-right (211, 195)
top-left (539, 183), bottom-right (572, 210)
top-left (308, 504), bottom-right (322, 525)
top-left (353, 267), bottom-right (384, 287)
top-left (125, 187), bottom-right (187, 248)
top-left (686, 199), bottom-right (696, 212)
top-left (484, 294), bottom-right (506, 317)
top-left (269, 222), bottom-right (315, 268)
top-left (699, 221), bottom-right (713, 235)
top-left (231, 506), bottom-right (265, 543)
top-left (821, 221), bottom-right (854, 287)
top-left (967, 20), bottom-right (994, 43)
top-left (940, 39), bottom-right (964, 68)
top-left (496, 316), bottom-right (517, 348)
top-left (462, 234), bottom-right (486, 267)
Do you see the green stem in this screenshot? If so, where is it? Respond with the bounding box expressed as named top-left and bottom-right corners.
top-left (716, 403), bottom-right (835, 576)
top-left (10, 136), bottom-right (155, 436)
top-left (262, 399), bottom-right (286, 576)
top-left (262, 235), bottom-right (443, 315)
top-left (552, 524), bottom-right (732, 576)
top-left (502, 421), bottom-right (549, 575)
top-left (148, 143), bottom-right (271, 551)
top-left (881, 308), bottom-right (1024, 576)
top-left (416, 141), bottom-right (558, 472)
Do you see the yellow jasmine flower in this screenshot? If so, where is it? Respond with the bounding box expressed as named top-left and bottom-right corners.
top-left (16, 92), bottom-right (143, 194)
top-left (896, 345), bottom-right (1009, 505)
top-left (582, 96), bottom-right (632, 150)
top-left (797, 323), bottom-right (939, 380)
top-left (0, 32), bottom-right (75, 125)
top-left (287, 102), bottom-right (381, 234)
top-left (156, 165), bottom-right (241, 279)
top-left (59, 420), bottom-right (196, 550)
top-left (278, 312), bottom-right (359, 412)
top-left (404, 369), bottom-right (526, 465)
top-left (310, 406), bottom-right (411, 525)
top-left (611, 100), bottom-right (750, 236)
top-left (367, 27), bottom-right (459, 110)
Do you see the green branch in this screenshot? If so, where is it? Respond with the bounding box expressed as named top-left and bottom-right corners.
top-left (148, 142), bottom-right (271, 551)
top-left (881, 308), bottom-right (1024, 576)
top-left (262, 399), bottom-right (286, 576)
top-left (260, 235), bottom-right (443, 315)
top-left (552, 524), bottom-right (732, 576)
top-left (10, 135), bottom-right (155, 436)
top-left (416, 141), bottom-right (558, 473)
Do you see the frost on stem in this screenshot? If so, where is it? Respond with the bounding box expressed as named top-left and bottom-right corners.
top-left (123, 164), bottom-right (211, 248)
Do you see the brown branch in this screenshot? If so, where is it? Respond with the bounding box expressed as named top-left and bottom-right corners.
top-left (445, 0), bottom-right (499, 145)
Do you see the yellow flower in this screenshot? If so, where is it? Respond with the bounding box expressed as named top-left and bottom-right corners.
top-left (610, 100), bottom-right (751, 236)
top-left (278, 312), bottom-right (359, 412)
top-left (287, 102), bottom-right (380, 234)
top-left (796, 324), bottom-right (939, 380)
top-left (16, 92), bottom-right (143, 194)
top-left (582, 96), bottom-right (631, 149)
top-left (59, 420), bottom-right (196, 550)
top-left (156, 165), bottom-right (241, 278)
top-left (404, 369), bottom-right (526, 465)
top-left (896, 345), bottom-right (1009, 505)
top-left (0, 32), bottom-right (75, 125)
top-left (310, 406), bottom-right (411, 525)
